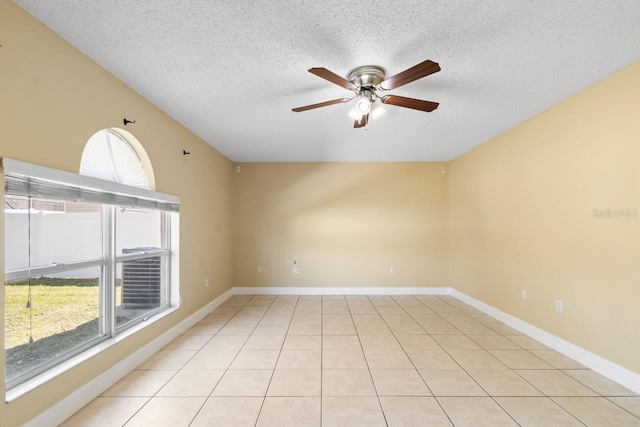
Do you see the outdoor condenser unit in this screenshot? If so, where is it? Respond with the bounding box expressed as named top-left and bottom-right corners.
top-left (122, 247), bottom-right (161, 308)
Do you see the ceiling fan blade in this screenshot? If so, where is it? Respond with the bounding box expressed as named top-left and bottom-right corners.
top-left (354, 113), bottom-right (369, 128)
top-left (309, 68), bottom-right (358, 91)
top-left (381, 95), bottom-right (439, 112)
top-left (292, 98), bottom-right (349, 112)
top-left (379, 60), bottom-right (440, 90)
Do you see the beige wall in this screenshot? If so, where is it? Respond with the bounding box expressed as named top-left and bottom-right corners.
top-left (3, 0), bottom-right (640, 423)
top-left (0, 1), bottom-right (233, 424)
top-left (449, 61), bottom-right (640, 374)
top-left (232, 163), bottom-right (449, 287)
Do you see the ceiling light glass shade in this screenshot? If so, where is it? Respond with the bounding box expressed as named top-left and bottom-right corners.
top-left (355, 97), bottom-right (371, 115)
top-left (349, 107), bottom-right (362, 120)
top-left (371, 104), bottom-right (385, 120)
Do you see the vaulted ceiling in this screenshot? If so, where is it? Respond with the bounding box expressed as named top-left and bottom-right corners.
top-left (15, 0), bottom-right (640, 162)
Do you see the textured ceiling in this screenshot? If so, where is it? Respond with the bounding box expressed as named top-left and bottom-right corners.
top-left (14, 0), bottom-right (640, 162)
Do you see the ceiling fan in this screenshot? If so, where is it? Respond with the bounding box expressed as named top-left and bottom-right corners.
top-left (292, 59), bottom-right (440, 129)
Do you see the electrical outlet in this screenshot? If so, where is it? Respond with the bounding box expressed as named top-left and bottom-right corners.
top-left (205, 278), bottom-right (209, 288)
top-left (521, 289), bottom-right (527, 300)
top-left (257, 266), bottom-right (262, 273)
top-left (292, 267), bottom-right (301, 274)
top-left (556, 299), bottom-right (563, 313)
top-left (390, 266), bottom-right (395, 274)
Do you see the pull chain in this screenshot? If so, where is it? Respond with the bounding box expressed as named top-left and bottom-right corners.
top-left (26, 196), bottom-right (33, 344)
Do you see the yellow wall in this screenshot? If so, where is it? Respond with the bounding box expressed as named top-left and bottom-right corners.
top-left (0, 1), bottom-right (233, 424)
top-left (449, 61), bottom-right (640, 374)
top-left (232, 163), bottom-right (449, 287)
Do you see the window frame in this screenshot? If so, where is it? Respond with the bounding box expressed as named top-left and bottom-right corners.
top-left (2, 158), bottom-right (180, 396)
top-left (113, 208), bottom-right (172, 333)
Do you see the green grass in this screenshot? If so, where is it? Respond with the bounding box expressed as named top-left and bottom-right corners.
top-left (6, 277), bottom-right (101, 287)
top-left (5, 279), bottom-right (127, 381)
top-left (5, 280), bottom-right (100, 349)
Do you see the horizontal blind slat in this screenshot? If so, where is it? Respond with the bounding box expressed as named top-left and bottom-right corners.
top-left (4, 174), bottom-right (179, 212)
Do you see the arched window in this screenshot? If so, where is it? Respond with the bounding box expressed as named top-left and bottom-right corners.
top-left (80, 128), bottom-right (155, 190)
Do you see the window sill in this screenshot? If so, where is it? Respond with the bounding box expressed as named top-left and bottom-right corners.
top-left (5, 305), bottom-right (180, 403)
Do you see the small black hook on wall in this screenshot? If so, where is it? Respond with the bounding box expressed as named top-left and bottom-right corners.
top-left (123, 118), bottom-right (136, 126)
top-left (183, 150), bottom-right (191, 156)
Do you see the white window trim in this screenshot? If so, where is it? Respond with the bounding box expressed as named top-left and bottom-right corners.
top-left (2, 157), bottom-right (181, 399)
top-left (2, 158), bottom-right (178, 209)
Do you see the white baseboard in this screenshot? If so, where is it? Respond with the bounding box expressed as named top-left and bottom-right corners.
top-left (25, 285), bottom-right (640, 426)
top-left (24, 287), bottom-right (234, 427)
top-left (233, 286), bottom-right (451, 295)
top-left (450, 289), bottom-right (640, 395)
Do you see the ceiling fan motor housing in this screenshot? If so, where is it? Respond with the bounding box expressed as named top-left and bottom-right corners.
top-left (348, 66), bottom-right (386, 90)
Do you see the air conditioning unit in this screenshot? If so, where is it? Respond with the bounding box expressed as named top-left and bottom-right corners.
top-left (122, 247), bottom-right (161, 308)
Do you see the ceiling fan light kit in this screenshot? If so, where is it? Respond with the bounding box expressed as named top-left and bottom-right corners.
top-left (355, 97), bottom-right (372, 115)
top-left (292, 60), bottom-right (441, 129)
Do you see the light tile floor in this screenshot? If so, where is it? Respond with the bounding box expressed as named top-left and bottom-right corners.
top-left (61, 295), bottom-right (640, 427)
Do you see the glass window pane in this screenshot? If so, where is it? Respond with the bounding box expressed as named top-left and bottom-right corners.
top-left (115, 256), bottom-right (166, 328)
top-left (116, 207), bottom-right (163, 255)
top-left (5, 266), bottom-right (103, 384)
top-left (4, 196), bottom-right (102, 270)
top-left (4, 195), bottom-right (30, 271)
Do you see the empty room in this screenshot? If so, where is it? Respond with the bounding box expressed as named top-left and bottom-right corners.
top-left (1, 0), bottom-right (640, 426)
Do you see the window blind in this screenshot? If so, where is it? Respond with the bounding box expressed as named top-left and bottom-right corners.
top-left (2, 158), bottom-right (179, 212)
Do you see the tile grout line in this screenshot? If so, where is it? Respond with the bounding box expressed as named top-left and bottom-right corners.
top-left (253, 294), bottom-right (300, 427)
top-left (359, 295), bottom-right (393, 426)
top-left (604, 396), bottom-right (640, 421)
top-left (122, 295), bottom-right (253, 427)
top-left (395, 295), bottom-right (527, 424)
top-left (429, 296), bottom-right (595, 426)
top-left (382, 295), bottom-right (455, 426)
top-left (187, 295), bottom-right (255, 426)
top-left (175, 294), bottom-right (274, 426)
top-left (431, 295), bottom-right (527, 426)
